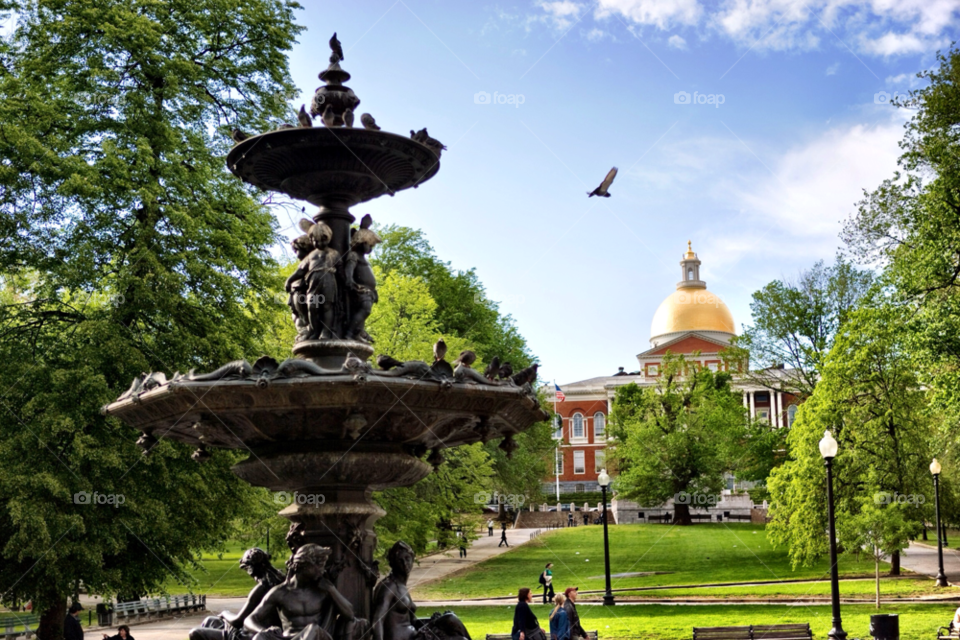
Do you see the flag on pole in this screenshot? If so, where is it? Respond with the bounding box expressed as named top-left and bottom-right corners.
top-left (554, 383), bottom-right (565, 402)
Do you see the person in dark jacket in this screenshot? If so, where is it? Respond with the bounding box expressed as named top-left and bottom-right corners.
top-left (65, 602), bottom-right (84, 640)
top-left (102, 625), bottom-right (134, 640)
top-left (512, 588), bottom-right (544, 640)
top-left (562, 588), bottom-right (586, 640)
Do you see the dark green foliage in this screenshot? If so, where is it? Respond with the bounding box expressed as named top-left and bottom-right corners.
top-left (0, 0), bottom-right (302, 636)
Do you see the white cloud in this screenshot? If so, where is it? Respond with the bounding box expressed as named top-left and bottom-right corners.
top-left (668, 34), bottom-right (688, 49)
top-left (885, 72), bottom-right (922, 87)
top-left (534, 0), bottom-right (960, 56)
top-left (584, 27), bottom-right (608, 41)
top-left (826, 62), bottom-right (840, 75)
top-left (594, 0), bottom-right (702, 29)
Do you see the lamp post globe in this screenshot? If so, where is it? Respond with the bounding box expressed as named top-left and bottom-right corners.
top-left (819, 431), bottom-right (846, 640)
top-left (597, 469), bottom-right (615, 606)
top-left (931, 458), bottom-right (949, 587)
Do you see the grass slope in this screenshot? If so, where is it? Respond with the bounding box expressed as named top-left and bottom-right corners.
top-left (411, 524), bottom-right (939, 600)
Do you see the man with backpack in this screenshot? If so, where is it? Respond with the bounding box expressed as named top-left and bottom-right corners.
top-left (539, 562), bottom-right (555, 604)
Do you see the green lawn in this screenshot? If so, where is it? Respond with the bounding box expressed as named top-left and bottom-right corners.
top-left (411, 524), bottom-right (942, 600)
top-left (163, 543), bottom-right (265, 596)
top-left (425, 603), bottom-right (954, 640)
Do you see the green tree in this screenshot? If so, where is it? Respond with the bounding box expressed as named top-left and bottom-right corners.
top-left (0, 1), bottom-right (302, 637)
top-left (608, 353), bottom-right (748, 525)
top-left (767, 307), bottom-right (934, 573)
top-left (735, 257), bottom-right (873, 399)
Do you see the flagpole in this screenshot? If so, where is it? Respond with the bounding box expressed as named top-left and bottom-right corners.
top-left (554, 379), bottom-right (560, 502)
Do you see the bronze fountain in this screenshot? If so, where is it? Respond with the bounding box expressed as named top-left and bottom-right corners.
top-left (102, 33), bottom-right (546, 640)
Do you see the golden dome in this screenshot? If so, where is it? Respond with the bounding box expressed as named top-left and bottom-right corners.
top-left (650, 288), bottom-right (736, 340)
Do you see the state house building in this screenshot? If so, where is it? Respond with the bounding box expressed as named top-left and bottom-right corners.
top-left (546, 243), bottom-right (798, 494)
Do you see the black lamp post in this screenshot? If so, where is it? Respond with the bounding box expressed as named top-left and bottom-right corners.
top-left (931, 458), bottom-right (949, 587)
top-left (598, 469), bottom-right (615, 606)
top-left (819, 431), bottom-right (847, 640)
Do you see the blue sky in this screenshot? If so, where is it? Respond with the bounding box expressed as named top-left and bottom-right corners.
top-left (275, 0), bottom-right (958, 384)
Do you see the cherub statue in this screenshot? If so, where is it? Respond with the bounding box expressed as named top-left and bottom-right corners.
top-left (285, 219), bottom-right (339, 341)
top-left (344, 214), bottom-right (381, 343)
top-left (245, 544), bottom-right (360, 640)
top-left (190, 548), bottom-right (285, 640)
top-left (288, 234), bottom-right (314, 340)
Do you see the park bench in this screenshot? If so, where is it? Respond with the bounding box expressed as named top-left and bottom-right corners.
top-left (937, 623), bottom-right (958, 640)
top-left (114, 594), bottom-right (205, 623)
top-left (722, 514), bottom-right (753, 522)
top-left (486, 631), bottom-right (598, 640)
top-left (0, 613), bottom-right (39, 640)
top-left (693, 624), bottom-right (812, 640)
top-left (690, 514), bottom-right (713, 522)
top-left (650, 513), bottom-right (672, 523)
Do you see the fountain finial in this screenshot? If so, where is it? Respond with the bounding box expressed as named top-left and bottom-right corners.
top-left (311, 33), bottom-right (360, 122)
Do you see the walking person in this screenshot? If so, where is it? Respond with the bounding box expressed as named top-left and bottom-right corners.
top-left (65, 603), bottom-right (84, 640)
top-left (488, 519), bottom-right (494, 537)
top-left (548, 594), bottom-right (569, 640)
top-left (563, 588), bottom-right (586, 640)
top-left (539, 563), bottom-right (555, 604)
top-left (499, 522), bottom-right (510, 547)
top-left (512, 588), bottom-right (546, 640)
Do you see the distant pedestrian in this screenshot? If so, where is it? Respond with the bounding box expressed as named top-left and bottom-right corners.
top-left (102, 625), bottom-right (135, 640)
top-left (549, 594), bottom-right (569, 640)
top-left (512, 588), bottom-right (546, 640)
top-left (499, 522), bottom-right (510, 547)
top-left (563, 588), bottom-right (586, 640)
top-left (488, 520), bottom-right (495, 536)
top-left (567, 512), bottom-right (573, 527)
top-left (459, 542), bottom-right (467, 558)
top-left (65, 603), bottom-right (84, 640)
top-left (539, 562), bottom-right (555, 604)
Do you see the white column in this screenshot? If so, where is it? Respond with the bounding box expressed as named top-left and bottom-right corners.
top-left (775, 392), bottom-right (783, 428)
top-left (743, 392), bottom-right (748, 408)
top-left (749, 391), bottom-right (756, 419)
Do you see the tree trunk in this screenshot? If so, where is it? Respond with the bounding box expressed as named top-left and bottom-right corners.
top-left (37, 597), bottom-right (65, 640)
top-left (673, 502), bottom-right (692, 525)
top-left (875, 551), bottom-right (880, 609)
top-left (922, 526), bottom-right (928, 541)
top-left (889, 550), bottom-right (900, 576)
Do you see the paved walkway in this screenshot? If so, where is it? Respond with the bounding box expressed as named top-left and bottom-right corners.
top-left (409, 527), bottom-right (537, 590)
top-left (898, 541), bottom-right (960, 582)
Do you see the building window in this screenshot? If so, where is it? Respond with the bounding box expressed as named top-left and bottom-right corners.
top-left (687, 268), bottom-right (694, 280)
top-left (572, 413), bottom-right (584, 439)
top-left (575, 484), bottom-right (585, 493)
top-left (573, 450), bottom-right (585, 474)
top-left (595, 450), bottom-right (605, 473)
top-left (758, 410), bottom-right (769, 422)
top-left (706, 362), bottom-right (719, 372)
top-left (755, 392), bottom-right (770, 403)
top-left (555, 453), bottom-right (563, 475)
top-left (594, 412), bottom-right (605, 438)
top-left (553, 415), bottom-right (563, 439)
top-left (787, 404), bottom-right (797, 427)
top-left (647, 364), bottom-right (659, 376)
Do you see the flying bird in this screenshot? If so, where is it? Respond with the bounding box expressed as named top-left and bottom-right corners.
top-left (453, 350), bottom-right (476, 367)
top-left (484, 356), bottom-right (500, 381)
top-left (361, 113), bottom-right (380, 130)
top-left (433, 339), bottom-right (447, 362)
top-left (231, 128), bottom-right (249, 143)
top-left (587, 167), bottom-right (618, 197)
top-left (322, 104), bottom-right (336, 127)
top-left (376, 354), bottom-right (404, 371)
top-left (343, 108), bottom-right (354, 128)
top-left (298, 105), bottom-right (313, 128)
top-left (330, 32), bottom-right (344, 61)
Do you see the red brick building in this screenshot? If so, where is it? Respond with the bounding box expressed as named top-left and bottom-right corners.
top-left (544, 242), bottom-right (799, 494)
